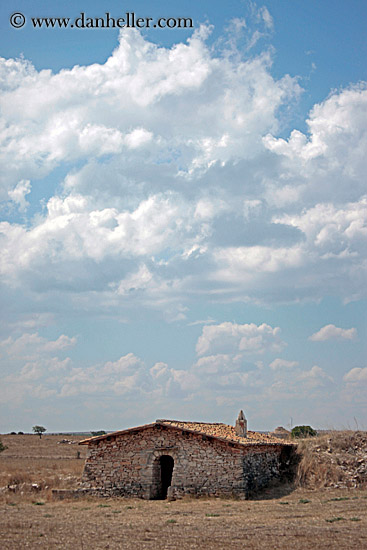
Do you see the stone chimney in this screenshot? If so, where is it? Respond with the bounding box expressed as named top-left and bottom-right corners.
top-left (235, 410), bottom-right (247, 437)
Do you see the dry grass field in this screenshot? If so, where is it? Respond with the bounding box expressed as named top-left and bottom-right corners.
top-left (1, 433), bottom-right (366, 549)
top-left (0, 434), bottom-right (87, 495)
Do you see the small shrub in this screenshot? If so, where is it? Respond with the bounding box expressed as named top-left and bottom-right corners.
top-left (205, 513), bottom-right (220, 517)
top-left (166, 519), bottom-right (177, 524)
top-left (0, 439), bottom-right (8, 453)
top-left (299, 498), bottom-right (311, 504)
top-left (291, 425), bottom-right (317, 439)
top-left (350, 517), bottom-right (361, 522)
top-left (325, 517), bottom-right (345, 523)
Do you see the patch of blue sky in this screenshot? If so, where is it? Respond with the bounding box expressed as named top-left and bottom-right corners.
top-left (3, 163), bottom-right (80, 226)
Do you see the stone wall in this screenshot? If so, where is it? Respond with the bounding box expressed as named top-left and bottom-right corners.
top-left (81, 424), bottom-right (289, 499)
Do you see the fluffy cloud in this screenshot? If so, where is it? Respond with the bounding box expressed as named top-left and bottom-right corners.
top-left (264, 85), bottom-right (367, 167)
top-left (0, 28), bottom-right (365, 309)
top-left (268, 365), bottom-right (335, 404)
top-left (196, 322), bottom-right (284, 356)
top-left (298, 365), bottom-right (334, 388)
top-left (1, 332), bottom-right (76, 360)
top-left (0, 322), bottom-right (349, 429)
top-left (269, 358), bottom-right (298, 370)
top-left (309, 324), bottom-right (357, 342)
top-left (263, 84), bottom-right (367, 208)
top-left (8, 179), bottom-right (31, 212)
top-left (60, 353), bottom-right (151, 397)
top-left (0, 192), bottom-right (201, 291)
top-left (0, 331), bottom-right (75, 405)
top-left (0, 26), bottom-right (299, 196)
top-left (343, 367), bottom-right (367, 383)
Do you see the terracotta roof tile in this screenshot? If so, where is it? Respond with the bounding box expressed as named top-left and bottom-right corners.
top-left (157, 419), bottom-right (285, 445)
top-left (80, 419), bottom-right (291, 446)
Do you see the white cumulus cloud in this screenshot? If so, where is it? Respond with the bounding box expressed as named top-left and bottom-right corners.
top-left (196, 322), bottom-right (284, 356)
top-left (269, 358), bottom-right (299, 370)
top-left (343, 367), bottom-right (367, 383)
top-left (309, 324), bottom-right (357, 342)
top-left (8, 179), bottom-right (31, 212)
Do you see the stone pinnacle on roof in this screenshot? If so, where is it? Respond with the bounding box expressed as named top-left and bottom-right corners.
top-left (235, 410), bottom-right (247, 438)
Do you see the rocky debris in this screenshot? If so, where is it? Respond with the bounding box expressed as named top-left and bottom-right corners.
top-left (297, 431), bottom-right (367, 489)
top-left (3, 482), bottom-right (49, 494)
top-left (57, 439), bottom-right (78, 445)
top-left (1, 473), bottom-right (79, 494)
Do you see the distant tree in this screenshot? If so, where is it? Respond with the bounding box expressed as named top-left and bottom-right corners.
top-left (291, 425), bottom-right (317, 439)
top-left (10, 431), bottom-right (16, 435)
top-left (0, 439), bottom-right (7, 452)
top-left (17, 431), bottom-right (24, 435)
top-left (32, 425), bottom-right (46, 439)
top-left (91, 430), bottom-right (106, 437)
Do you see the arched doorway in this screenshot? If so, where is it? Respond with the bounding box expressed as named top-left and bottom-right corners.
top-left (157, 455), bottom-right (174, 499)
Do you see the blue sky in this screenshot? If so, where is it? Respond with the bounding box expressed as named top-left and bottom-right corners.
top-left (0, 1), bottom-right (366, 433)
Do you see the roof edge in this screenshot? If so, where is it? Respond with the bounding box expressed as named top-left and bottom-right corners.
top-left (79, 422), bottom-right (157, 445)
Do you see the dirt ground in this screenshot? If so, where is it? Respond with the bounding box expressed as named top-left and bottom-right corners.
top-left (1, 488), bottom-right (367, 549)
top-left (0, 434), bottom-right (366, 549)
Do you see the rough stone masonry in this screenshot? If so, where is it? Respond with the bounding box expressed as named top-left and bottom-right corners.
top-left (77, 412), bottom-right (295, 499)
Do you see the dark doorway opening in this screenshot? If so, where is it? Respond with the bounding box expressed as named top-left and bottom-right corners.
top-left (159, 455), bottom-right (174, 499)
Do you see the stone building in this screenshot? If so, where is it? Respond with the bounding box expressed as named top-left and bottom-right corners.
top-left (79, 412), bottom-right (294, 499)
top-left (270, 426), bottom-right (292, 440)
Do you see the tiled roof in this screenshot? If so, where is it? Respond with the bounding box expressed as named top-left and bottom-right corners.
top-left (80, 419), bottom-right (289, 446)
top-left (157, 420), bottom-right (284, 446)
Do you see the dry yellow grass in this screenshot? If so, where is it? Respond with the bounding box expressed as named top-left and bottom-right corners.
top-left (0, 434), bottom-right (87, 499)
top-left (1, 488), bottom-right (367, 549)
top-left (295, 431), bottom-right (367, 489)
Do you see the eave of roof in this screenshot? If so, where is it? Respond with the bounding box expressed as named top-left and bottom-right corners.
top-left (79, 422), bottom-right (157, 445)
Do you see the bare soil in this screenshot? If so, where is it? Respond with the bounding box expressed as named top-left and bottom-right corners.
top-left (0, 434), bottom-right (366, 549)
